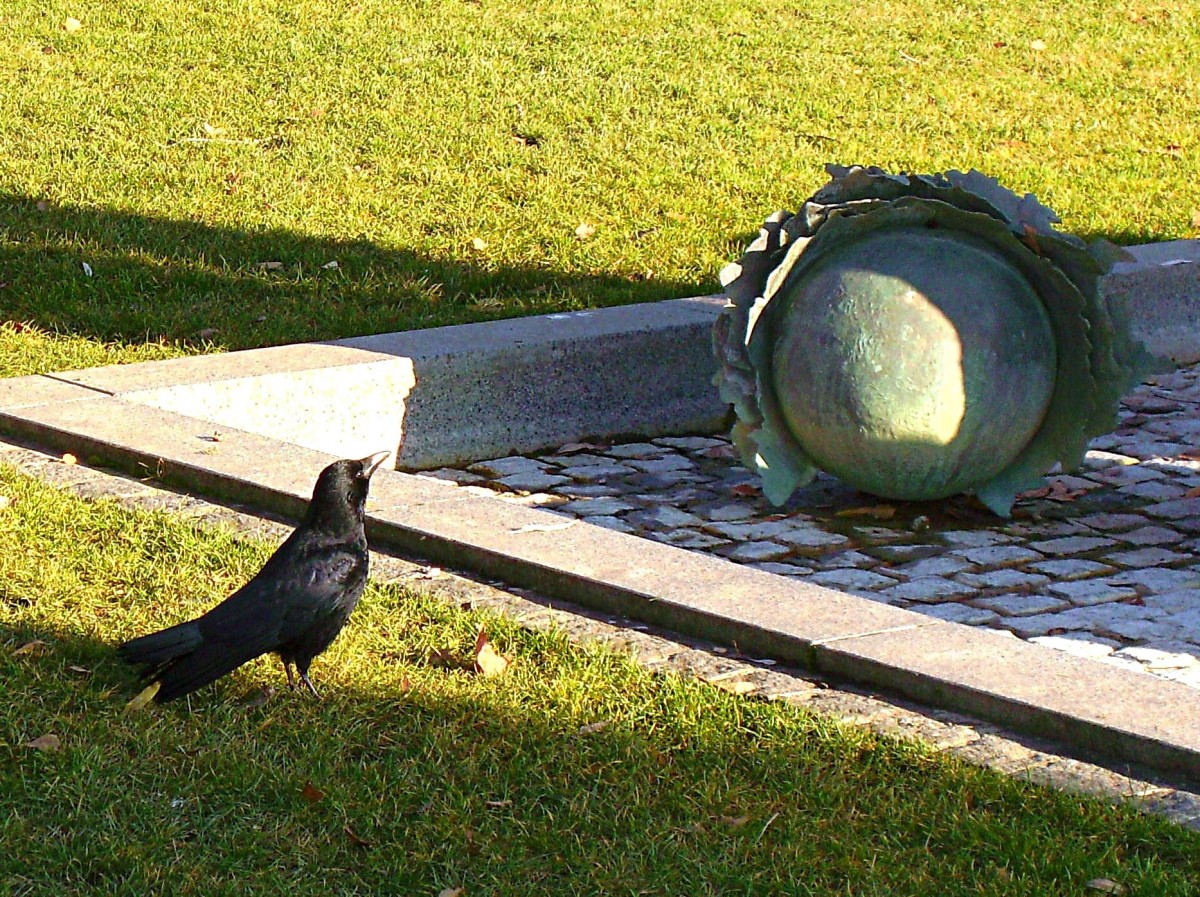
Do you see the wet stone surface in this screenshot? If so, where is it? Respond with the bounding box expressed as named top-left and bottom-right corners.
top-left (428, 364), bottom-right (1200, 687)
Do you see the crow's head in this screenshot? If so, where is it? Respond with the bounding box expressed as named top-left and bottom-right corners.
top-left (306, 451), bottom-right (391, 534)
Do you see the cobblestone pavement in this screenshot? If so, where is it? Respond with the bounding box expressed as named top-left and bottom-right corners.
top-left (422, 364), bottom-right (1200, 688)
top-left (2, 436), bottom-right (1198, 828)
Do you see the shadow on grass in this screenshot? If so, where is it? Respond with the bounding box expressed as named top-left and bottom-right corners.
top-left (4, 607), bottom-right (1200, 896)
top-left (0, 192), bottom-right (706, 353)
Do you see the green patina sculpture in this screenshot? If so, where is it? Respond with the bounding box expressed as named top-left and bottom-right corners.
top-left (713, 165), bottom-right (1161, 516)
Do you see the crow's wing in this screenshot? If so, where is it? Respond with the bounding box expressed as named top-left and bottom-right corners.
top-left (147, 541), bottom-right (366, 701)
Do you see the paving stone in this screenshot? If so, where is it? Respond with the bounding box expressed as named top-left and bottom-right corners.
top-left (703, 519), bottom-right (797, 541)
top-left (878, 577), bottom-right (976, 603)
top-left (1089, 464), bottom-right (1166, 485)
top-left (586, 515), bottom-right (635, 533)
top-left (643, 505), bottom-right (706, 528)
top-left (560, 462), bottom-right (637, 482)
top-left (808, 569), bottom-right (895, 591)
top-left (1119, 525), bottom-right (1185, 545)
top-left (1104, 547), bottom-right (1191, 567)
top-left (701, 502), bottom-right (758, 522)
top-left (954, 545), bottom-right (1045, 567)
top-left (1142, 589), bottom-right (1200, 615)
top-left (1026, 558), bottom-right (1114, 580)
top-left (1145, 497), bottom-right (1200, 519)
top-left (1026, 535), bottom-right (1118, 555)
top-left (604, 442), bottom-right (665, 459)
top-left (914, 603), bottom-right (1000, 625)
top-left (1075, 512), bottom-right (1150, 531)
top-left (749, 562), bottom-right (810, 576)
top-left (813, 550), bottom-right (878, 570)
top-left (552, 483), bottom-right (620, 498)
top-left (1045, 579), bottom-right (1140, 606)
top-left (775, 527), bottom-right (851, 549)
top-left (558, 496), bottom-right (638, 517)
top-left (1081, 449), bottom-right (1140, 469)
top-left (627, 455), bottom-right (696, 474)
top-left (496, 471), bottom-right (571, 492)
top-left (955, 569), bottom-right (1050, 591)
top-left (938, 530), bottom-right (1018, 548)
top-left (1161, 607), bottom-right (1200, 631)
top-left (1119, 480), bottom-right (1190, 500)
top-left (1102, 616), bottom-right (1182, 642)
top-left (973, 593), bottom-right (1071, 617)
top-left (850, 525), bottom-right (911, 542)
top-left (469, 456), bottom-right (549, 477)
top-left (419, 468), bottom-right (489, 486)
top-left (720, 540), bottom-right (794, 563)
top-left (865, 543), bottom-right (943, 563)
top-left (652, 436), bottom-right (726, 451)
top-left (650, 530), bottom-right (732, 550)
top-left (1108, 567), bottom-right (1200, 592)
top-left (894, 555), bottom-right (975, 578)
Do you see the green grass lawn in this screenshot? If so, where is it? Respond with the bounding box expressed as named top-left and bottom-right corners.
top-left (2, 466), bottom-right (1199, 895)
top-left (1, 0), bottom-right (1198, 375)
top-left (3, 3), bottom-right (1200, 891)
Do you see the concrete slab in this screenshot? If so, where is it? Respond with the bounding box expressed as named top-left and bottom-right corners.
top-left (1107, 239), bottom-right (1200, 364)
top-left (814, 623), bottom-right (1200, 775)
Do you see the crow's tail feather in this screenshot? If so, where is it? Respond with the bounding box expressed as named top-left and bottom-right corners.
top-left (118, 620), bottom-right (203, 672)
top-left (119, 621), bottom-right (255, 702)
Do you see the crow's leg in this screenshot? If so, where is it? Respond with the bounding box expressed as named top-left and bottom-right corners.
top-left (281, 660), bottom-right (296, 690)
top-left (298, 671), bottom-right (321, 699)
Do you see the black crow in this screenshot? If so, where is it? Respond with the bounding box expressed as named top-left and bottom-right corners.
top-left (118, 451), bottom-right (391, 703)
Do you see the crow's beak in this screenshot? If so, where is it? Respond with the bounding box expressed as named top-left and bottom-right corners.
top-left (359, 451), bottom-right (392, 478)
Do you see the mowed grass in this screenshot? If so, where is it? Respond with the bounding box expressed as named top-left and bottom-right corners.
top-left (2, 468), bottom-right (1200, 895)
top-left (1, 0), bottom-right (1198, 375)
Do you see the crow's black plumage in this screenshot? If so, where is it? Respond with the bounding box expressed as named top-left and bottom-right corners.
top-left (118, 451), bottom-right (390, 703)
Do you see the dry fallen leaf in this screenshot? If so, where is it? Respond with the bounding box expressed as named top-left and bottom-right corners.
top-left (835, 505), bottom-right (897, 520)
top-left (474, 629), bottom-right (512, 677)
top-left (343, 824), bottom-right (372, 848)
top-left (237, 685), bottom-right (275, 708)
top-left (36, 199), bottom-right (51, 212)
top-left (201, 121), bottom-right (226, 137)
top-left (438, 888), bottom-right (465, 897)
top-left (125, 681), bottom-right (161, 712)
top-left (24, 734), bottom-right (61, 752)
top-left (61, 453), bottom-right (77, 465)
top-left (1029, 38), bottom-right (1047, 51)
top-left (484, 798), bottom-right (513, 808)
top-left (300, 782), bottom-right (326, 804)
top-left (322, 260), bottom-right (339, 269)
top-left (254, 260), bottom-right (284, 271)
top-left (1191, 209), bottom-right (1200, 229)
top-left (721, 814), bottom-right (751, 828)
top-left (195, 328), bottom-right (219, 340)
top-left (13, 639), bottom-right (47, 656)
top-left (470, 237), bottom-right (488, 251)
top-left (574, 222), bottom-right (596, 240)
top-left (64, 17), bottom-right (82, 32)
top-left (67, 665), bottom-right (91, 675)
top-left (577, 720), bottom-right (612, 735)
top-left (1085, 879), bottom-right (1127, 896)
top-left (1184, 486), bottom-right (1200, 499)
top-left (730, 482), bottom-right (760, 497)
